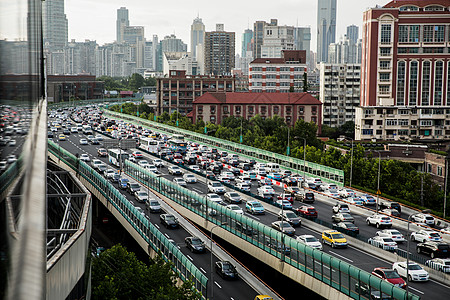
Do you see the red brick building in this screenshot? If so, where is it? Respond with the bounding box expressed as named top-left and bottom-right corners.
top-left (192, 92), bottom-right (322, 132)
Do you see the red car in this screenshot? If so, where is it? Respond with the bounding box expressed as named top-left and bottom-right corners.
top-left (371, 268), bottom-right (406, 289)
top-left (132, 150), bottom-right (143, 159)
top-left (295, 205), bottom-right (318, 218)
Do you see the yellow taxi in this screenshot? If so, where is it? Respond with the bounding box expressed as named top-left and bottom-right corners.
top-left (58, 134), bottom-right (66, 141)
top-left (254, 296), bottom-right (273, 300)
top-left (321, 230), bottom-right (348, 248)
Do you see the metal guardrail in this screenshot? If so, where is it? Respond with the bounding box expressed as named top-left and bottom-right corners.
top-left (103, 110), bottom-right (345, 187)
top-left (123, 159), bottom-right (418, 300)
top-left (47, 140), bottom-right (208, 299)
top-left (0, 156), bottom-right (23, 196)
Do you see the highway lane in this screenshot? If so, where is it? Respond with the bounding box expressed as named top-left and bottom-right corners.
top-left (51, 132), bottom-right (260, 300)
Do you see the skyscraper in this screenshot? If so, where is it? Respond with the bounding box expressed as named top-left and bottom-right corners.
top-left (204, 24), bottom-right (235, 75)
top-left (317, 0), bottom-right (337, 63)
top-left (116, 7), bottom-right (129, 43)
top-left (43, 0), bottom-right (68, 50)
top-left (190, 17), bottom-right (205, 60)
top-left (260, 19), bottom-right (295, 58)
top-left (241, 29), bottom-right (253, 57)
top-left (252, 21), bottom-right (267, 59)
top-left (346, 25), bottom-right (359, 45)
top-left (294, 27), bottom-right (312, 69)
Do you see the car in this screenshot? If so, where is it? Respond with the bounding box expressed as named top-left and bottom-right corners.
top-left (215, 261), bottom-right (238, 280)
top-left (70, 127), bottom-right (78, 133)
top-left (79, 138), bottom-right (88, 145)
top-left (392, 262), bottom-right (429, 282)
top-left (135, 191), bottom-right (149, 203)
top-left (146, 165), bottom-right (159, 174)
top-left (258, 178), bottom-right (273, 187)
top-left (425, 258), bottom-right (450, 273)
top-left (411, 213), bottom-right (435, 226)
top-left (183, 174), bottom-right (197, 183)
top-left (104, 169), bottom-right (116, 179)
top-left (271, 221), bottom-right (296, 236)
top-left (127, 182), bottom-right (141, 194)
top-left (168, 166), bottom-right (183, 175)
top-left (206, 193), bottom-right (222, 202)
top-left (368, 236), bottom-right (398, 251)
top-left (58, 134), bottom-right (66, 141)
top-left (97, 148), bottom-right (107, 157)
top-left (380, 200), bottom-right (402, 213)
top-left (417, 242), bottom-right (450, 258)
top-left (224, 192), bottom-right (242, 204)
top-left (296, 235), bottom-right (322, 250)
top-left (235, 176), bottom-right (251, 185)
top-left (346, 197), bottom-right (365, 206)
top-left (257, 185), bottom-right (275, 195)
top-left (277, 210), bottom-right (301, 227)
top-left (219, 175), bottom-right (232, 184)
top-left (410, 230), bottom-right (442, 243)
top-left (360, 194), bottom-right (376, 205)
top-left (0, 161), bottom-right (8, 171)
top-left (235, 182), bottom-right (251, 192)
top-left (332, 202), bottom-right (350, 214)
top-left (256, 168), bottom-right (267, 176)
top-left (208, 181), bottom-right (226, 194)
top-left (381, 208), bottom-right (401, 217)
top-left (246, 200), bottom-right (265, 215)
top-left (185, 236), bottom-right (206, 253)
top-left (283, 177), bottom-right (297, 186)
top-left (321, 230), bottom-right (348, 248)
top-left (376, 229), bottom-right (406, 243)
top-left (276, 193), bottom-right (293, 203)
top-left (160, 214), bottom-right (179, 229)
top-left (138, 160), bottom-right (150, 168)
top-left (267, 172), bottom-right (282, 181)
top-left (91, 159), bottom-right (103, 170)
top-left (173, 177), bottom-right (187, 187)
top-left (152, 158), bottom-right (164, 167)
top-left (371, 268), bottom-right (406, 289)
top-left (91, 138), bottom-right (100, 145)
top-left (295, 205), bottom-right (318, 219)
top-left (189, 165), bottom-right (200, 172)
top-left (265, 237), bottom-right (291, 256)
top-left (146, 199), bottom-right (161, 213)
top-left (276, 199), bottom-right (292, 210)
top-left (47, 131), bottom-right (54, 138)
top-left (132, 150), bottom-right (143, 159)
top-left (118, 178), bottom-right (129, 189)
top-left (221, 171), bottom-right (235, 180)
top-left (338, 188), bottom-right (355, 198)
top-left (294, 192), bottom-right (315, 203)
top-left (332, 222), bottom-right (359, 234)
top-left (284, 186), bottom-right (301, 195)
top-left (226, 204), bottom-right (244, 215)
top-left (332, 212), bottom-right (354, 223)
top-left (79, 154), bottom-right (90, 162)
top-left (366, 214), bottom-right (392, 229)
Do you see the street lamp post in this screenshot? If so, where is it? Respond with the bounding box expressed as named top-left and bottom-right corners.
top-left (375, 151), bottom-right (381, 214)
top-left (286, 125), bottom-right (290, 156)
top-left (210, 222), bottom-right (228, 300)
top-left (406, 213), bottom-right (417, 297)
top-left (350, 138), bottom-right (354, 188)
top-left (444, 156), bottom-right (449, 218)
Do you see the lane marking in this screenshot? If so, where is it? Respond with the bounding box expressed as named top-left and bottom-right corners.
top-left (164, 233), bottom-right (170, 238)
top-left (409, 287), bottom-right (424, 295)
top-left (154, 224), bottom-right (159, 229)
top-left (200, 267), bottom-right (206, 273)
top-left (328, 251), bottom-right (353, 262)
top-left (244, 213), bottom-right (260, 220)
top-left (214, 281), bottom-right (222, 288)
top-left (187, 255), bottom-right (193, 261)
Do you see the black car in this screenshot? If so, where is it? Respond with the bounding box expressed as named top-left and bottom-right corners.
top-left (206, 171), bottom-right (216, 180)
top-left (417, 242), bottom-right (450, 258)
top-left (215, 261), bottom-right (238, 280)
top-left (230, 168), bottom-right (241, 176)
top-left (283, 177), bottom-right (297, 186)
top-left (332, 222), bottom-right (360, 235)
top-left (380, 200), bottom-right (402, 213)
top-left (185, 236), bottom-right (206, 253)
top-left (160, 214), bottom-right (179, 229)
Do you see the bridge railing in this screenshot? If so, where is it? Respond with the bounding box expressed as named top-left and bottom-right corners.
top-left (47, 140), bottom-right (208, 299)
top-left (0, 156), bottom-right (23, 196)
top-left (103, 110), bottom-right (345, 186)
top-left (124, 160), bottom-right (419, 300)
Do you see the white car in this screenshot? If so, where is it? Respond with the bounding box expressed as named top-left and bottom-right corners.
top-left (183, 174), bottom-right (197, 183)
top-left (346, 197), bottom-right (365, 206)
top-left (104, 169), bottom-right (116, 179)
top-left (296, 235), bottom-right (322, 250)
top-left (79, 138), bottom-right (88, 145)
top-left (392, 262), bottom-right (429, 282)
top-left (425, 258), bottom-right (450, 273)
top-left (236, 182), bottom-right (251, 192)
top-left (79, 154), bottom-right (90, 162)
top-left (338, 189), bottom-right (355, 198)
top-left (366, 214), bottom-right (392, 228)
top-left (410, 230), bottom-right (442, 243)
top-left (0, 160), bottom-right (7, 171)
top-left (226, 204), bottom-right (244, 215)
top-left (173, 177), bottom-right (187, 187)
top-left (257, 185), bottom-right (275, 195)
top-left (135, 191), bottom-right (149, 203)
top-left (440, 227), bottom-right (450, 235)
top-left (168, 166), bottom-right (183, 175)
top-left (368, 236), bottom-right (398, 251)
top-left (6, 155), bottom-right (17, 164)
top-left (376, 229), bottom-right (406, 243)
top-left (146, 165), bottom-right (159, 174)
top-left (256, 168), bottom-right (267, 176)
top-left (411, 213), bottom-right (435, 226)
top-left (221, 171), bottom-right (235, 180)
top-left (152, 158), bottom-right (164, 167)
top-left (208, 181), bottom-right (226, 194)
top-left (91, 159), bottom-right (103, 170)
top-left (138, 160), bottom-right (149, 167)
top-left (206, 193), bottom-right (222, 202)
top-left (276, 199), bottom-right (292, 210)
top-left (189, 165), bottom-right (200, 172)
top-left (70, 127), bottom-right (78, 133)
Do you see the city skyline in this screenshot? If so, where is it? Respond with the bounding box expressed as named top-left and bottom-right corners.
top-left (62, 0), bottom-right (381, 53)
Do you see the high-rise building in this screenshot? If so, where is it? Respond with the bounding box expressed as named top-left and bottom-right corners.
top-left (252, 21), bottom-right (267, 59)
top-left (355, 0), bottom-right (450, 141)
top-left (346, 25), bottom-right (359, 44)
top-left (294, 27), bottom-right (312, 68)
top-left (43, 0), bottom-right (68, 50)
top-left (328, 35), bottom-right (361, 64)
top-left (204, 24), bottom-right (235, 75)
top-left (261, 19), bottom-right (295, 58)
top-left (122, 26), bottom-right (144, 45)
top-left (190, 17), bottom-right (205, 60)
top-left (116, 7), bottom-right (129, 43)
top-left (242, 29), bottom-right (253, 57)
top-left (317, 0), bottom-right (337, 63)
top-left (161, 34), bottom-right (188, 53)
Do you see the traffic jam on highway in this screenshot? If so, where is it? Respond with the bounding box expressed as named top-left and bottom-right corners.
top-left (48, 105), bottom-right (450, 299)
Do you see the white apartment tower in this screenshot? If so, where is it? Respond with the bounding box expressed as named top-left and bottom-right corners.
top-left (116, 7), bottom-right (129, 43)
top-left (43, 0), bottom-right (68, 50)
top-left (190, 17), bottom-right (205, 60)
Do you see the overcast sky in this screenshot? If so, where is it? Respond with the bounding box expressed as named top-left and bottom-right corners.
top-left (66, 0), bottom-right (386, 52)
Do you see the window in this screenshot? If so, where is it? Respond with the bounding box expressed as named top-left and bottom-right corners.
top-left (420, 120), bottom-right (432, 126)
top-left (261, 106), bottom-right (266, 114)
top-left (252, 67), bottom-right (262, 72)
top-left (266, 67), bottom-right (276, 72)
top-left (280, 67), bottom-right (290, 72)
top-left (235, 106), bottom-right (241, 114)
top-left (399, 6), bottom-right (419, 11)
top-left (210, 106), bottom-right (216, 114)
top-left (311, 106), bottom-right (317, 115)
top-left (379, 73), bottom-right (390, 82)
top-left (448, 62), bottom-right (450, 106)
top-left (409, 61), bottom-right (418, 106)
top-left (267, 74), bottom-right (277, 79)
top-left (273, 106), bottom-right (279, 114)
top-left (362, 129), bottom-right (374, 135)
top-left (398, 119), bottom-right (409, 126)
top-left (377, 120), bottom-right (383, 125)
top-left (248, 106), bottom-right (254, 114)
top-left (398, 25), bottom-right (419, 43)
top-left (397, 61), bottom-right (406, 106)
top-left (210, 116), bottom-right (216, 123)
top-left (197, 106), bottom-right (203, 114)
top-left (423, 25), bottom-right (445, 43)
top-left (398, 47), bottom-right (419, 54)
top-left (266, 82), bottom-right (277, 86)
top-left (286, 116), bottom-right (291, 124)
top-left (434, 61), bottom-right (444, 106)
top-left (380, 24), bottom-right (392, 44)
top-left (298, 106), bottom-right (304, 115)
top-left (380, 61), bottom-right (390, 69)
top-left (380, 47), bottom-right (391, 56)
top-left (379, 85), bottom-right (390, 95)
top-left (398, 129), bottom-right (409, 135)
top-left (386, 119), bottom-right (397, 126)
top-left (252, 74), bottom-right (262, 79)
top-left (286, 106), bottom-right (292, 115)
top-left (311, 116), bottom-right (317, 124)
top-left (280, 74), bottom-right (290, 79)
top-left (399, 110), bottom-right (409, 115)
top-left (438, 166), bottom-right (443, 177)
top-left (424, 5), bottom-right (444, 11)
top-left (422, 61), bottom-right (431, 105)
top-left (223, 106), bottom-right (229, 114)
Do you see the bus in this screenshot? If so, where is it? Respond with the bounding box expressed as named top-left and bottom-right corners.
top-left (108, 148), bottom-right (130, 167)
top-left (171, 134), bottom-right (184, 141)
top-left (168, 140), bottom-right (187, 154)
top-left (139, 137), bottom-right (160, 154)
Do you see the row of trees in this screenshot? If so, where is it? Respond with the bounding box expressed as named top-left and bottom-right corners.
top-left (110, 103), bottom-right (448, 217)
top-left (98, 73), bottom-right (156, 92)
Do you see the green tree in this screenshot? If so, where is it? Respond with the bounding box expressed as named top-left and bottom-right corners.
top-left (129, 73), bottom-right (145, 91)
top-left (303, 72), bottom-right (308, 92)
top-left (92, 244), bottom-right (200, 300)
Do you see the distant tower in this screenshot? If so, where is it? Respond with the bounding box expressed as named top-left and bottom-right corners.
top-left (346, 25), bottom-right (359, 45)
top-left (242, 29), bottom-right (253, 57)
top-left (252, 20), bottom-right (267, 59)
top-left (43, 0), bottom-right (68, 49)
top-left (190, 16), bottom-right (205, 59)
top-left (317, 0), bottom-right (337, 63)
top-left (204, 24), bottom-right (235, 75)
top-left (116, 7), bottom-right (129, 43)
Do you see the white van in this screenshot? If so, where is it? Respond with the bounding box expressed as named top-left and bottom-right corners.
top-left (265, 162), bottom-right (281, 173)
top-left (319, 183), bottom-right (338, 193)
